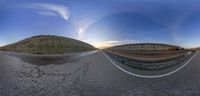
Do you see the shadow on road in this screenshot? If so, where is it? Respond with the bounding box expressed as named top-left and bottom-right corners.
top-left (5, 51), bottom-right (95, 65)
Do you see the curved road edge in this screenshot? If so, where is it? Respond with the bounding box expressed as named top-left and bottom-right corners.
top-left (101, 50), bottom-right (197, 79)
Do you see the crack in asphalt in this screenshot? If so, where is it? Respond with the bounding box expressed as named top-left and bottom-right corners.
top-left (4, 52), bottom-right (94, 96)
top-left (13, 52), bottom-right (94, 79)
top-left (64, 62), bottom-right (90, 95)
top-left (9, 61), bottom-right (91, 95)
top-left (16, 63), bottom-right (89, 79)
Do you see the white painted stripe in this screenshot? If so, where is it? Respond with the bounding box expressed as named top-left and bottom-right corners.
top-left (102, 51), bottom-right (197, 79)
top-left (185, 52), bottom-right (191, 56)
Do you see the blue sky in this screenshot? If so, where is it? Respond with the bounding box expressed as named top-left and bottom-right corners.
top-left (1, 0), bottom-right (200, 48)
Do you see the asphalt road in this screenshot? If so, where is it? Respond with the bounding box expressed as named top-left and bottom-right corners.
top-left (0, 50), bottom-right (200, 96)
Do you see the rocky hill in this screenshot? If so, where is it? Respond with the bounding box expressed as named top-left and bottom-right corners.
top-left (0, 35), bottom-right (96, 54)
top-left (106, 43), bottom-right (184, 51)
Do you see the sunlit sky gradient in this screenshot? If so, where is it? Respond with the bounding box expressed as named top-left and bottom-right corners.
top-left (1, 0), bottom-right (200, 48)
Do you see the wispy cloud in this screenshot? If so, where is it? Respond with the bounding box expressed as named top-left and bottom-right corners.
top-left (74, 14), bottom-right (111, 40)
top-left (171, 11), bottom-right (191, 43)
top-left (75, 18), bottom-right (94, 39)
top-left (37, 11), bottom-right (57, 16)
top-left (21, 3), bottom-right (70, 21)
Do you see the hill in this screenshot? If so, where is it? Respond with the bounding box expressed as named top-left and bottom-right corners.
top-left (106, 43), bottom-right (184, 51)
top-left (0, 35), bottom-right (96, 54)
top-left (104, 43), bottom-right (187, 62)
top-left (190, 47), bottom-right (200, 50)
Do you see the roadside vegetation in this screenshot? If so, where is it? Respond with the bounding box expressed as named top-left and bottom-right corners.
top-left (104, 43), bottom-right (190, 62)
top-left (0, 35), bottom-right (96, 54)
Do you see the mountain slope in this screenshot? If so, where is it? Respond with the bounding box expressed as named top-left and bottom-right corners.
top-left (106, 43), bottom-right (183, 51)
top-left (0, 35), bottom-right (96, 54)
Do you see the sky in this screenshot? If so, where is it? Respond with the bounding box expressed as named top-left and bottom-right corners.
top-left (1, 0), bottom-right (200, 48)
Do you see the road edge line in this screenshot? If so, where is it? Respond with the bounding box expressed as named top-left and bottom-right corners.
top-left (102, 51), bottom-right (197, 78)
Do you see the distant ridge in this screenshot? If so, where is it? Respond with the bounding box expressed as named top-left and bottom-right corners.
top-left (0, 35), bottom-right (96, 54)
top-left (106, 43), bottom-right (184, 51)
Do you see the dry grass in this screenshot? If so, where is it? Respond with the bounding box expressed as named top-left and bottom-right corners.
top-left (0, 35), bottom-right (96, 54)
top-left (105, 50), bottom-right (190, 62)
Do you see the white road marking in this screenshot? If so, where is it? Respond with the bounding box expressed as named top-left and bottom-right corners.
top-left (185, 52), bottom-right (191, 56)
top-left (102, 51), bottom-right (197, 79)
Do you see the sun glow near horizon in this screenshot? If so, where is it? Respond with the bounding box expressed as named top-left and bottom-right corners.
top-left (91, 42), bottom-right (117, 49)
top-left (89, 40), bottom-right (137, 49)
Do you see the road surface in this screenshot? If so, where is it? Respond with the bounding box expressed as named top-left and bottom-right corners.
top-left (0, 50), bottom-right (200, 96)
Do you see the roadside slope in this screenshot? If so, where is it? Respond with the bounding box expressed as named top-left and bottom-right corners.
top-left (0, 35), bottom-right (96, 54)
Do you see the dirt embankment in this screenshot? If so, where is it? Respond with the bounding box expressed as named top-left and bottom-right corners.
top-left (104, 50), bottom-right (191, 62)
